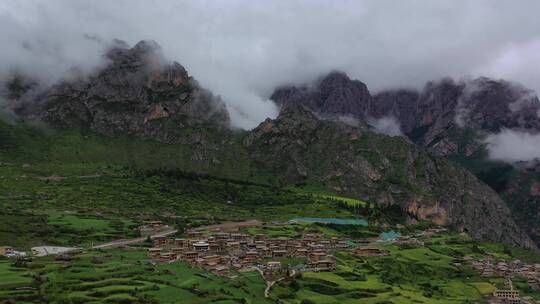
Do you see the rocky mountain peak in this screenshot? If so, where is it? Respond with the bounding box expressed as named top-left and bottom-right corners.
top-left (132, 39), bottom-right (162, 55)
top-left (318, 71), bottom-right (355, 91)
top-left (105, 39), bottom-right (164, 63)
top-left (274, 72), bottom-right (540, 148)
top-left (271, 71), bottom-right (372, 118)
top-left (10, 39), bottom-right (230, 143)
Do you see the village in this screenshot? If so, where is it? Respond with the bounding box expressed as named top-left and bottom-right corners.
top-left (2, 219), bottom-right (539, 303)
top-left (141, 220), bottom-right (540, 302)
top-left (143, 220), bottom-right (445, 279)
top-left (148, 229), bottom-right (342, 277)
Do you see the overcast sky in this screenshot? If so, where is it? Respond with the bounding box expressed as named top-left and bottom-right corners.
top-left (2, 0), bottom-right (540, 128)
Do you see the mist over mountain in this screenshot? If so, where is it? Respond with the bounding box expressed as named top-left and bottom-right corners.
top-left (272, 72), bottom-right (540, 162)
top-left (3, 0), bottom-right (540, 129)
top-left (2, 3), bottom-right (540, 304)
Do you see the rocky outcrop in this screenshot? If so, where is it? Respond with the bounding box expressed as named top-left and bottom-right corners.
top-left (14, 40), bottom-right (230, 144)
top-left (245, 105), bottom-right (537, 250)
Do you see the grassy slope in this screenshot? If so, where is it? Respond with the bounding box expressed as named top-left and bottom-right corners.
top-left (0, 120), bottom-right (256, 180)
top-left (0, 162), bottom-right (357, 249)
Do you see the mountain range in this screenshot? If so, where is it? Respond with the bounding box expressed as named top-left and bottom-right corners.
top-left (1, 40), bottom-right (538, 250)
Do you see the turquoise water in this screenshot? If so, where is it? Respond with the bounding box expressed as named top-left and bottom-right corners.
top-left (379, 230), bottom-right (401, 240)
top-left (291, 217), bottom-right (368, 226)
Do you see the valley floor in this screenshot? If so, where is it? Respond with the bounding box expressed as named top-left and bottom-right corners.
top-left (1, 163), bottom-right (540, 304)
top-left (1, 220), bottom-right (540, 304)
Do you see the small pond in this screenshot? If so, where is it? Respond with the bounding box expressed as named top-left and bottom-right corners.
top-left (379, 230), bottom-right (401, 240)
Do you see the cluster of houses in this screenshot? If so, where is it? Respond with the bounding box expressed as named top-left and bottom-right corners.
top-left (147, 232), bottom-right (344, 276)
top-left (0, 246), bottom-right (26, 258)
top-left (464, 256), bottom-right (540, 292)
top-left (145, 225), bottom-right (452, 277)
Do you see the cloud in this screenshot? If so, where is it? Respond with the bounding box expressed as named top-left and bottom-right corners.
top-left (486, 129), bottom-right (540, 163)
top-left (338, 115), bottom-right (361, 128)
top-left (479, 39), bottom-right (540, 99)
top-left (368, 116), bottom-right (403, 137)
top-left (2, 1), bottom-right (540, 128)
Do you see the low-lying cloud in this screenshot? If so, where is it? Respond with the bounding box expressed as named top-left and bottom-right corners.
top-left (368, 116), bottom-right (403, 137)
top-left (486, 129), bottom-right (540, 163)
top-left (2, 1), bottom-right (540, 128)
top-left (337, 115), bottom-right (361, 128)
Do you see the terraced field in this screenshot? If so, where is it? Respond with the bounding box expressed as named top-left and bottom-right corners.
top-left (0, 259), bottom-right (35, 304)
top-left (268, 233), bottom-right (540, 304)
top-left (0, 249), bottom-right (271, 304)
top-left (1, 224), bottom-right (540, 303)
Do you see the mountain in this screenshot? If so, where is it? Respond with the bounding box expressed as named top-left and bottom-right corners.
top-left (245, 105), bottom-right (535, 249)
top-left (0, 41), bottom-right (537, 250)
top-left (272, 71), bottom-right (540, 247)
top-left (8, 39), bottom-right (230, 145)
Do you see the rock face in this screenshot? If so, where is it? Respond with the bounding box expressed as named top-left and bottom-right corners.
top-left (14, 40), bottom-right (230, 144)
top-left (271, 72), bottom-right (540, 248)
top-left (245, 105), bottom-right (536, 250)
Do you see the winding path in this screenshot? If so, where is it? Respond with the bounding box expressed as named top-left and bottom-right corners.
top-left (252, 266), bottom-right (296, 298)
